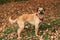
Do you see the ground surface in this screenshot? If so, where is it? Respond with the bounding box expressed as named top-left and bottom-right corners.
top-left (0, 0), bottom-right (60, 40)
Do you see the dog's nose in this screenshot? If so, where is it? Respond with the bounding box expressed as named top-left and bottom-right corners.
top-left (40, 11), bottom-right (44, 14)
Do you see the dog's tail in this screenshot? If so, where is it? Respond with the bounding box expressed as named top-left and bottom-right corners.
top-left (9, 16), bottom-right (17, 24)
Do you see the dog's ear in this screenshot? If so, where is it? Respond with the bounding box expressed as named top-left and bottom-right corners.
top-left (43, 8), bottom-right (45, 11)
top-left (37, 8), bottom-right (38, 12)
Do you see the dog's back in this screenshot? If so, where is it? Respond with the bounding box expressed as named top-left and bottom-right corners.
top-left (17, 14), bottom-right (35, 22)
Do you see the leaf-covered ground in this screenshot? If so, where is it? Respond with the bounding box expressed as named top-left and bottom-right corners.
top-left (0, 0), bottom-right (60, 40)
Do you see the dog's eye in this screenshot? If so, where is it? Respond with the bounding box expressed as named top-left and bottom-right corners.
top-left (38, 10), bottom-right (41, 11)
top-left (42, 10), bottom-right (44, 11)
top-left (43, 9), bottom-right (45, 11)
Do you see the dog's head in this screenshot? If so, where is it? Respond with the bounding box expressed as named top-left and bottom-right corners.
top-left (37, 7), bottom-right (45, 15)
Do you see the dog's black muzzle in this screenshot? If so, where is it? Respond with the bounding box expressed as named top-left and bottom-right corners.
top-left (39, 11), bottom-right (44, 15)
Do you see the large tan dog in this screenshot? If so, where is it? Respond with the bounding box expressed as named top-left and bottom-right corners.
top-left (9, 7), bottom-right (45, 38)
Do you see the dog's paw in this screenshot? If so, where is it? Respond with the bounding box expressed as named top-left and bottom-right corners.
top-left (17, 37), bottom-right (22, 40)
top-left (36, 34), bottom-right (39, 37)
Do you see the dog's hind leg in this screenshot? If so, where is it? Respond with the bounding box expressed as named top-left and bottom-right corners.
top-left (17, 22), bottom-right (24, 39)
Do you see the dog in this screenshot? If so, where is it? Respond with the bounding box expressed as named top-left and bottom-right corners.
top-left (9, 7), bottom-right (45, 39)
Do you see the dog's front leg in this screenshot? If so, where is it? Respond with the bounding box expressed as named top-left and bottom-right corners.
top-left (35, 23), bottom-right (39, 36)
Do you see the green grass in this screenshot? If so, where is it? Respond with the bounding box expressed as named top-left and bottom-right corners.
top-left (43, 33), bottom-right (48, 40)
top-left (0, 0), bottom-right (28, 4)
top-left (4, 26), bottom-right (14, 34)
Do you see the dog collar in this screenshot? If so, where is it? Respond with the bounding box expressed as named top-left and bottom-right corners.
top-left (36, 13), bottom-right (44, 22)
